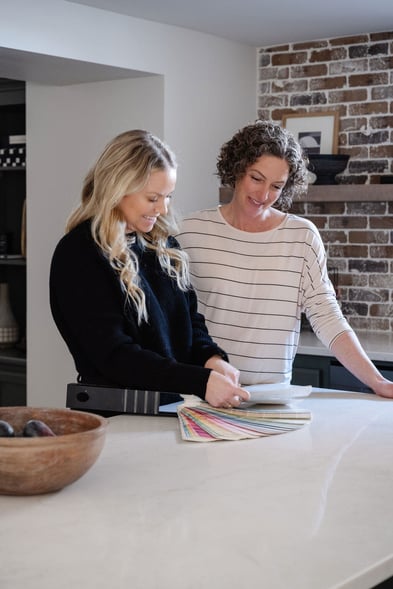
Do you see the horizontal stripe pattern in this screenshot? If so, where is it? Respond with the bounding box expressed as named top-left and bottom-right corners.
top-left (177, 207), bottom-right (350, 385)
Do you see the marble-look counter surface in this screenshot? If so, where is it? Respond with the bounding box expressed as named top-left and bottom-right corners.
top-left (298, 330), bottom-right (393, 363)
top-left (1, 390), bottom-right (393, 589)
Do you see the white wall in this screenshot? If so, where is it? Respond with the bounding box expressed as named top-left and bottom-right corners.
top-left (2, 0), bottom-right (256, 210)
top-left (27, 76), bottom-right (165, 406)
top-left (1, 0), bottom-right (256, 406)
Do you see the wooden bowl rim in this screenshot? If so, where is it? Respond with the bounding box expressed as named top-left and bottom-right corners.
top-left (0, 406), bottom-right (108, 447)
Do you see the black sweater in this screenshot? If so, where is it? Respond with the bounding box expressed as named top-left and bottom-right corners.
top-left (49, 221), bottom-right (228, 398)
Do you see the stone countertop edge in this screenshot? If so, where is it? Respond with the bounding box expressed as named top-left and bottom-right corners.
top-left (298, 330), bottom-right (393, 363)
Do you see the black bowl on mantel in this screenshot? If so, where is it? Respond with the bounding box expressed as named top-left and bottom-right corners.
top-left (307, 154), bottom-right (349, 185)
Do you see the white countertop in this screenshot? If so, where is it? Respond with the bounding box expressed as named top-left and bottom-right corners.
top-left (1, 390), bottom-right (393, 589)
top-left (298, 330), bottom-right (393, 363)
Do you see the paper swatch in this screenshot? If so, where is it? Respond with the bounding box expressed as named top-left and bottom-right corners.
top-left (177, 400), bottom-right (312, 442)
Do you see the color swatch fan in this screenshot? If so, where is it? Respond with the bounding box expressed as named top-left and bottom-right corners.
top-left (177, 399), bottom-right (312, 442)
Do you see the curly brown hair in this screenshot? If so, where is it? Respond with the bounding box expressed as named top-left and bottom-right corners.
top-left (216, 119), bottom-right (309, 211)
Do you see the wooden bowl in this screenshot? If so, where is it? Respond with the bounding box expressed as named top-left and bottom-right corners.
top-left (0, 407), bottom-right (108, 495)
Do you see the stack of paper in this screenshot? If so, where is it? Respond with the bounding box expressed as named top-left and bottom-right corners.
top-left (177, 400), bottom-right (312, 442)
top-left (241, 383), bottom-right (312, 406)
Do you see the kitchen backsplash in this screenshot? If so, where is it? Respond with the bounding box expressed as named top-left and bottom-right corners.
top-left (290, 199), bottom-right (393, 333)
top-left (257, 31), bottom-right (393, 185)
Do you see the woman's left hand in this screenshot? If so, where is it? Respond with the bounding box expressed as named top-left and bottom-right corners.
top-left (204, 355), bottom-right (240, 386)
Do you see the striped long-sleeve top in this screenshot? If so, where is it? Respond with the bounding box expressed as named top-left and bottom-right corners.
top-left (177, 206), bottom-right (351, 386)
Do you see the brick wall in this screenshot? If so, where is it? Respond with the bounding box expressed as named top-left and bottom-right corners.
top-left (258, 31), bottom-right (393, 184)
top-left (289, 199), bottom-right (393, 332)
top-left (257, 31), bottom-right (393, 333)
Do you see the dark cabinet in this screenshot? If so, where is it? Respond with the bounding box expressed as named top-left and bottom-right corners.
top-left (292, 354), bottom-right (393, 393)
top-left (0, 350), bottom-right (26, 406)
top-left (0, 79), bottom-right (26, 405)
top-left (292, 354), bottom-right (331, 387)
top-left (329, 360), bottom-right (393, 393)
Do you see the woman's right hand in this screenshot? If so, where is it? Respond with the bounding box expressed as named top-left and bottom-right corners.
top-left (205, 370), bottom-right (250, 408)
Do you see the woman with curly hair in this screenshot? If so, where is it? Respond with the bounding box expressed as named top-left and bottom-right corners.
top-left (50, 130), bottom-right (249, 409)
top-left (177, 120), bottom-right (393, 398)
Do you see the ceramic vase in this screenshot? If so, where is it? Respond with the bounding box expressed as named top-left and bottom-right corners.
top-left (0, 282), bottom-right (19, 348)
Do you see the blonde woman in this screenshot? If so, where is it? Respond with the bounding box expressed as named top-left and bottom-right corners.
top-left (50, 130), bottom-right (248, 408)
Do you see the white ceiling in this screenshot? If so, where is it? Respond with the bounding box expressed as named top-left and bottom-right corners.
top-left (1, 0), bottom-right (391, 86)
top-left (69, 0), bottom-right (393, 46)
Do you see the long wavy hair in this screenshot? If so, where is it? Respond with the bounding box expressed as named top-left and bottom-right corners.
top-left (216, 119), bottom-right (308, 210)
top-left (66, 129), bottom-right (190, 324)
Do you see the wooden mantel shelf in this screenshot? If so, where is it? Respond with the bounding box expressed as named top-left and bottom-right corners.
top-left (300, 184), bottom-right (393, 202)
top-left (219, 184), bottom-right (393, 203)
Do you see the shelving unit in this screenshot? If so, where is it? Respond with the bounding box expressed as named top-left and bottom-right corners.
top-left (0, 79), bottom-right (26, 405)
top-left (300, 183), bottom-right (393, 202)
top-left (219, 182), bottom-right (393, 204)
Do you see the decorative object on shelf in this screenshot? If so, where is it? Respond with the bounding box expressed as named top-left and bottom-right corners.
top-left (282, 111), bottom-right (339, 154)
top-left (0, 145), bottom-right (26, 167)
top-left (0, 282), bottom-right (19, 348)
top-left (307, 170), bottom-right (317, 185)
top-left (307, 154), bottom-right (350, 185)
top-left (0, 134), bottom-right (26, 168)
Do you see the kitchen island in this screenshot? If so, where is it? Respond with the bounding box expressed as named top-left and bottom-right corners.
top-left (1, 389), bottom-right (393, 589)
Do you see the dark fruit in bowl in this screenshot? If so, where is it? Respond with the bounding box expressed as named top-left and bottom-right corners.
top-left (22, 420), bottom-right (56, 437)
top-left (0, 406), bottom-right (107, 495)
top-left (0, 420), bottom-right (15, 437)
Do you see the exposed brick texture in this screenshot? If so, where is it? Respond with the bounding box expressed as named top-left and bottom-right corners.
top-left (290, 200), bottom-right (393, 333)
top-left (258, 31), bottom-right (393, 333)
top-left (258, 31), bottom-right (393, 185)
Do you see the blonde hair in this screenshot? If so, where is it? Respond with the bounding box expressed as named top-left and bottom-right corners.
top-left (66, 129), bottom-right (190, 323)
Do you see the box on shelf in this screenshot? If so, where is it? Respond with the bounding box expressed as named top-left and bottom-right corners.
top-left (0, 145), bottom-right (25, 167)
top-left (8, 134), bottom-right (26, 146)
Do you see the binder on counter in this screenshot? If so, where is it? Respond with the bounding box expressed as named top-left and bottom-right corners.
top-left (66, 383), bottom-right (182, 416)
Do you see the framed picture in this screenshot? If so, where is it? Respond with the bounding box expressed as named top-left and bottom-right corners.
top-left (282, 111), bottom-right (339, 154)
